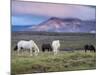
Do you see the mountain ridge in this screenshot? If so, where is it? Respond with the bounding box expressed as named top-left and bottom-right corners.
top-left (29, 17), bottom-right (95, 32)
top-left (12, 17), bottom-right (96, 33)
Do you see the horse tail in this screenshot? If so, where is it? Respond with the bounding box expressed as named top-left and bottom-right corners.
top-left (14, 45), bottom-right (18, 51)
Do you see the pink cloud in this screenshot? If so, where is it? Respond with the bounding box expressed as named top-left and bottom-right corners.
top-left (12, 1), bottom-right (96, 20)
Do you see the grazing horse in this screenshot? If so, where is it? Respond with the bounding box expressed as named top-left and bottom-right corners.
top-left (14, 40), bottom-right (39, 56)
top-left (84, 44), bottom-right (96, 52)
top-left (89, 45), bottom-right (96, 52)
top-left (42, 44), bottom-right (52, 52)
top-left (84, 44), bottom-right (89, 52)
top-left (52, 40), bottom-right (60, 55)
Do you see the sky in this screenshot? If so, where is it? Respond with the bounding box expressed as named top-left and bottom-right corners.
top-left (12, 0), bottom-right (96, 26)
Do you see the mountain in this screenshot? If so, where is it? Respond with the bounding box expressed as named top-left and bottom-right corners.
top-left (29, 17), bottom-right (96, 33)
top-left (35, 17), bottom-right (67, 32)
top-left (12, 17), bottom-right (96, 33)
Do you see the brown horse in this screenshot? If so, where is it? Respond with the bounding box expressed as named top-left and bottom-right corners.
top-left (42, 44), bottom-right (52, 52)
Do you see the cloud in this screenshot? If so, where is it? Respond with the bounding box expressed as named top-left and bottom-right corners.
top-left (12, 1), bottom-right (96, 20)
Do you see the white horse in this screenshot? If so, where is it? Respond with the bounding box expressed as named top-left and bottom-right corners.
top-left (14, 40), bottom-right (39, 56)
top-left (52, 40), bottom-right (60, 55)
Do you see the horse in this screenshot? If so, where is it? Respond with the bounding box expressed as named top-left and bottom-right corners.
top-left (14, 40), bottom-right (39, 56)
top-left (84, 44), bottom-right (96, 52)
top-left (42, 43), bottom-right (52, 52)
top-left (84, 44), bottom-right (89, 52)
top-left (89, 45), bottom-right (96, 52)
top-left (52, 40), bottom-right (60, 55)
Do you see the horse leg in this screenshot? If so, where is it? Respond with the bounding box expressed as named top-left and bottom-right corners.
top-left (54, 50), bottom-right (57, 55)
top-left (53, 48), bottom-right (57, 55)
top-left (85, 49), bottom-right (87, 53)
top-left (42, 48), bottom-right (45, 52)
top-left (94, 49), bottom-right (96, 53)
top-left (48, 48), bottom-right (49, 52)
top-left (21, 48), bottom-right (24, 56)
top-left (57, 48), bottom-right (59, 53)
top-left (17, 47), bottom-right (20, 56)
top-left (30, 48), bottom-right (33, 56)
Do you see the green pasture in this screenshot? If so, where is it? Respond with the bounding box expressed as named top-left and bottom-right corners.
top-left (11, 51), bottom-right (96, 75)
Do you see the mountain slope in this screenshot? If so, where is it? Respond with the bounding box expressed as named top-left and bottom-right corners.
top-left (28, 17), bottom-right (96, 33)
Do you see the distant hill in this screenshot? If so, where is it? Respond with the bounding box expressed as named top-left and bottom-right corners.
top-left (12, 17), bottom-right (96, 33)
top-left (28, 17), bottom-right (96, 33)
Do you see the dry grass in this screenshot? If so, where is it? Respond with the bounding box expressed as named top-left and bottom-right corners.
top-left (11, 51), bottom-right (96, 75)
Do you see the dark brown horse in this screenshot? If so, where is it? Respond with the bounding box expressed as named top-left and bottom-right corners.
top-left (42, 44), bottom-right (52, 52)
top-left (84, 44), bottom-right (96, 52)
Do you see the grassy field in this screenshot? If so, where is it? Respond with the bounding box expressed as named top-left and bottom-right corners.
top-left (11, 32), bottom-right (96, 75)
top-left (11, 51), bottom-right (96, 75)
